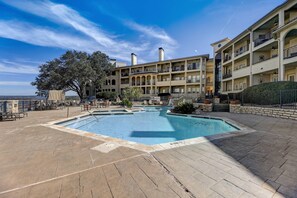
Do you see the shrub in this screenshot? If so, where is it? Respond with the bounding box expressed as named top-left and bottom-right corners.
top-left (172, 102), bottom-right (195, 114)
top-left (121, 98), bottom-right (133, 108)
top-left (121, 87), bottom-right (142, 101)
top-left (97, 92), bottom-right (117, 101)
top-left (241, 81), bottom-right (297, 105)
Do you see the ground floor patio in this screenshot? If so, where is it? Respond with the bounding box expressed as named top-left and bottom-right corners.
top-left (0, 107), bottom-right (297, 198)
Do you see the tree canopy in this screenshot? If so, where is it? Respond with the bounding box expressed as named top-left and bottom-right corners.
top-left (32, 50), bottom-right (114, 99)
top-left (122, 87), bottom-right (142, 101)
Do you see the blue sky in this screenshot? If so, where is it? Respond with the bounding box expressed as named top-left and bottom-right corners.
top-left (0, 0), bottom-right (285, 95)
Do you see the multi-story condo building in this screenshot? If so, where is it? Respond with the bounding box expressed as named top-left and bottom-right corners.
top-left (214, 0), bottom-right (297, 94)
top-left (98, 48), bottom-right (214, 99)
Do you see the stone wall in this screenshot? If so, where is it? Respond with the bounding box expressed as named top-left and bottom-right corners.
top-left (230, 104), bottom-right (297, 121)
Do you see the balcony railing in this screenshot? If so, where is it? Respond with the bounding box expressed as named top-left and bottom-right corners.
top-left (158, 69), bottom-right (170, 73)
top-left (187, 79), bottom-right (200, 83)
top-left (187, 66), bottom-right (200, 70)
top-left (121, 73), bottom-right (129, 77)
top-left (172, 78), bottom-right (185, 81)
top-left (172, 68), bottom-right (185, 72)
top-left (284, 45), bottom-right (297, 59)
top-left (130, 70), bottom-right (143, 74)
top-left (254, 32), bottom-right (273, 47)
top-left (285, 16), bottom-right (297, 25)
top-left (224, 55), bottom-right (232, 62)
top-left (234, 64), bottom-right (249, 71)
top-left (223, 73), bottom-right (232, 79)
top-left (235, 45), bottom-right (249, 57)
top-left (144, 69), bottom-right (157, 72)
top-left (253, 55), bottom-right (278, 64)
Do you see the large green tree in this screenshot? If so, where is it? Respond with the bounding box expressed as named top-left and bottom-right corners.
top-left (32, 50), bottom-right (114, 99)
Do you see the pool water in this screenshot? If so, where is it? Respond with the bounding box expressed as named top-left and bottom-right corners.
top-left (58, 107), bottom-right (238, 145)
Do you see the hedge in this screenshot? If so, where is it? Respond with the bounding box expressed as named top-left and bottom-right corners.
top-left (241, 81), bottom-right (297, 105)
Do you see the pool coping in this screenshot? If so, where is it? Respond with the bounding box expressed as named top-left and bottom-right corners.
top-left (44, 109), bottom-right (256, 153)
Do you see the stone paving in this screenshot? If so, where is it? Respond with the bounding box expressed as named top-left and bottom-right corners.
top-left (0, 108), bottom-right (297, 197)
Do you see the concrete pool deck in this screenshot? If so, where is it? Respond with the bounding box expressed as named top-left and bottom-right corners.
top-left (0, 107), bottom-right (297, 197)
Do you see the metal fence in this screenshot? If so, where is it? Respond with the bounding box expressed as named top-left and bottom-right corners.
top-left (230, 89), bottom-right (297, 109)
top-left (279, 89), bottom-right (297, 109)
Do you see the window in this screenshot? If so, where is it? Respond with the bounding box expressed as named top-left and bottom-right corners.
top-left (272, 75), bottom-right (278, 82)
top-left (111, 71), bottom-right (116, 76)
top-left (112, 80), bottom-right (116, 85)
top-left (288, 75), bottom-right (295, 82)
top-left (112, 89), bottom-right (115, 92)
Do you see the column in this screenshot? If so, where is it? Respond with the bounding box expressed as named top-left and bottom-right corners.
top-left (199, 58), bottom-right (203, 94)
top-left (249, 30), bottom-right (254, 86)
top-left (279, 38), bottom-right (285, 81)
top-left (231, 79), bottom-right (234, 91)
top-left (279, 10), bottom-right (284, 27)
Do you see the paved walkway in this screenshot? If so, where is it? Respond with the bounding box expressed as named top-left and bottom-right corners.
top-left (0, 108), bottom-right (297, 197)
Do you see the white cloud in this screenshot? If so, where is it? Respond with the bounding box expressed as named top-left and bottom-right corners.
top-left (0, 0), bottom-right (178, 63)
top-left (125, 21), bottom-right (177, 46)
top-left (0, 0), bottom-right (146, 58)
top-left (0, 60), bottom-right (38, 74)
top-left (0, 20), bottom-right (99, 52)
top-left (0, 81), bottom-right (31, 86)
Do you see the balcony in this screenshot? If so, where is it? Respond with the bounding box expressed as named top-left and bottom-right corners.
top-left (120, 81), bottom-right (129, 85)
top-left (186, 79), bottom-right (200, 83)
top-left (143, 69), bottom-right (157, 73)
top-left (158, 69), bottom-right (170, 73)
top-left (252, 56), bottom-right (278, 75)
top-left (223, 73), bottom-right (232, 79)
top-left (187, 66), bottom-right (200, 70)
top-left (254, 32), bottom-right (273, 47)
top-left (121, 73), bottom-right (129, 77)
top-left (234, 64), bottom-right (249, 71)
top-left (172, 68), bottom-right (185, 72)
top-left (284, 45), bottom-right (297, 59)
top-left (234, 45), bottom-right (249, 57)
top-left (171, 79), bottom-right (186, 86)
top-left (156, 81), bottom-right (170, 86)
top-left (254, 54), bottom-right (278, 64)
top-left (130, 70), bottom-right (143, 75)
top-left (285, 16), bottom-right (297, 26)
top-left (224, 55), bottom-right (232, 62)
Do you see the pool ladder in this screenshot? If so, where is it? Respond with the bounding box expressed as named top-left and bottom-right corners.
top-left (87, 110), bottom-right (99, 122)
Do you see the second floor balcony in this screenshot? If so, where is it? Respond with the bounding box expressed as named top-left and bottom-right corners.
top-left (187, 65), bottom-right (200, 70)
top-left (172, 66), bottom-right (185, 72)
top-left (284, 45), bottom-right (297, 59)
top-left (158, 68), bottom-right (170, 73)
top-left (254, 54), bottom-right (278, 64)
top-left (187, 79), bottom-right (200, 83)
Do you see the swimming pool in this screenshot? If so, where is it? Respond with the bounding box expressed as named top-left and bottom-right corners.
top-left (58, 106), bottom-right (238, 145)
